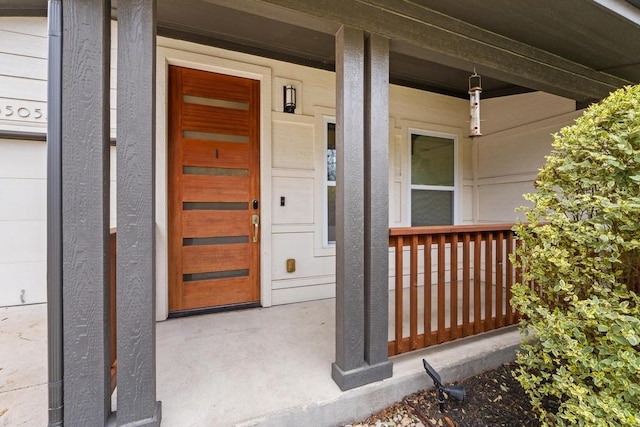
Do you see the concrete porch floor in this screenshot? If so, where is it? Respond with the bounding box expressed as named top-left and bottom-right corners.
top-left (0, 299), bottom-right (521, 426)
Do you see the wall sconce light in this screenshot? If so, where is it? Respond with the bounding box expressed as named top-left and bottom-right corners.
top-left (283, 85), bottom-right (296, 113)
top-left (468, 69), bottom-right (482, 137)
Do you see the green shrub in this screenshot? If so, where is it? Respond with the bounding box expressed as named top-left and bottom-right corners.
top-left (511, 84), bottom-right (640, 426)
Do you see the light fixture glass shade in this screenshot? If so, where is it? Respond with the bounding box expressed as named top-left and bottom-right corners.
top-left (284, 85), bottom-right (296, 113)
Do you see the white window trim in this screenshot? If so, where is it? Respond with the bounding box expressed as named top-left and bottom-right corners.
top-left (323, 116), bottom-right (336, 247)
top-left (406, 128), bottom-right (460, 225)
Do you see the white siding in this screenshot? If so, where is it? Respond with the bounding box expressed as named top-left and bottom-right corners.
top-left (474, 92), bottom-right (581, 223)
top-left (0, 17), bottom-right (51, 302)
top-left (0, 17), bottom-right (117, 306)
top-left (0, 17), bottom-right (585, 311)
top-left (0, 18), bottom-right (48, 134)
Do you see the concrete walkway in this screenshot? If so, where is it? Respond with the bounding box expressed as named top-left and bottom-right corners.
top-left (0, 300), bottom-right (522, 426)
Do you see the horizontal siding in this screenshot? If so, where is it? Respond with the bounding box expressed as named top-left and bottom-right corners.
top-left (0, 28), bottom-right (47, 59)
top-left (0, 17), bottom-right (48, 37)
top-left (0, 52), bottom-right (47, 80)
top-left (0, 75), bottom-right (47, 102)
top-left (475, 94), bottom-right (582, 223)
top-left (0, 17), bottom-right (581, 310)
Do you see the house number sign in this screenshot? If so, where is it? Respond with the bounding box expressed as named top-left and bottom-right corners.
top-left (0, 103), bottom-right (45, 121)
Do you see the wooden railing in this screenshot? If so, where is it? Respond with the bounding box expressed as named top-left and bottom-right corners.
top-left (109, 228), bottom-right (117, 392)
top-left (388, 224), bottom-right (521, 356)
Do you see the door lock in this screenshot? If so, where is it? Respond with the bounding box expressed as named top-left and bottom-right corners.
top-left (251, 214), bottom-right (260, 242)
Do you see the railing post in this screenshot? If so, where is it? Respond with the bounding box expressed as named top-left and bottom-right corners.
top-left (437, 234), bottom-right (446, 343)
top-left (506, 231), bottom-right (514, 324)
top-left (424, 234), bottom-right (432, 346)
top-left (462, 233), bottom-right (471, 336)
top-left (450, 233), bottom-right (458, 339)
top-left (394, 236), bottom-right (404, 355)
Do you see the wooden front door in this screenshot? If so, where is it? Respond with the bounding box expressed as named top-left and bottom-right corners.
top-left (168, 66), bottom-right (261, 314)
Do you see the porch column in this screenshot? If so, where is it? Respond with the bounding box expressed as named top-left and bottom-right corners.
top-left (60, 0), bottom-right (112, 424)
top-left (116, 0), bottom-right (162, 426)
top-left (363, 34), bottom-right (391, 371)
top-left (332, 26), bottom-right (392, 391)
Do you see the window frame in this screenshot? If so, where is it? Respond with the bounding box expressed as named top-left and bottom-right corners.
top-left (323, 116), bottom-right (336, 246)
top-left (407, 128), bottom-right (459, 226)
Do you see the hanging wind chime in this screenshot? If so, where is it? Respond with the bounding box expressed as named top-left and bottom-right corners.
top-left (468, 69), bottom-right (482, 137)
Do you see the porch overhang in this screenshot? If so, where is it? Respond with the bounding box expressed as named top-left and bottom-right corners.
top-left (190, 0), bottom-right (638, 103)
top-left (5, 0), bottom-right (640, 102)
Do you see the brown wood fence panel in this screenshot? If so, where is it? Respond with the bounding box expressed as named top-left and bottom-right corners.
top-left (388, 224), bottom-right (520, 356)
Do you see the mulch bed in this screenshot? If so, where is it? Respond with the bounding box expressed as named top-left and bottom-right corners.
top-left (344, 363), bottom-right (542, 427)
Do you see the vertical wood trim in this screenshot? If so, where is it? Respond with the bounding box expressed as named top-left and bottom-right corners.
top-left (409, 235), bottom-right (418, 349)
top-left (473, 233), bottom-right (482, 333)
top-left (424, 234), bottom-right (432, 346)
top-left (249, 79), bottom-right (261, 302)
top-left (496, 231), bottom-right (504, 328)
top-left (437, 234), bottom-right (445, 343)
top-left (363, 33), bottom-right (390, 367)
top-left (506, 232), bottom-right (514, 325)
top-left (485, 232), bottom-right (494, 331)
top-left (333, 25), bottom-right (365, 375)
top-left (394, 237), bottom-right (403, 354)
top-left (515, 238), bottom-right (523, 322)
top-left (167, 66), bottom-right (184, 312)
top-left (61, 0), bottom-right (111, 424)
top-left (116, 0), bottom-right (161, 425)
top-left (462, 233), bottom-right (471, 336)
top-left (450, 233), bottom-right (458, 339)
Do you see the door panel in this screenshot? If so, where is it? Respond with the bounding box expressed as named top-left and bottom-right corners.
top-left (182, 277), bottom-right (253, 309)
top-left (181, 104), bottom-right (250, 134)
top-left (182, 140), bottom-right (250, 168)
top-left (182, 174), bottom-right (249, 202)
top-left (169, 66), bottom-right (260, 313)
top-left (182, 211), bottom-right (248, 237)
top-left (182, 244), bottom-right (250, 273)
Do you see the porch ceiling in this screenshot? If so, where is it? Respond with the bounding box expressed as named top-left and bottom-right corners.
top-left (155, 0), bottom-right (640, 102)
top-left (4, 0), bottom-right (640, 101)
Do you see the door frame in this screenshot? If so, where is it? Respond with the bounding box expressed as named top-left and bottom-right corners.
top-left (155, 43), bottom-right (273, 320)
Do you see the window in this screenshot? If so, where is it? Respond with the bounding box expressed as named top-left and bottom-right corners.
top-left (325, 120), bottom-right (336, 244)
top-left (410, 132), bottom-right (456, 226)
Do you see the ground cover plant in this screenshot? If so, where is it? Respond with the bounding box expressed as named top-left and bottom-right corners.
top-left (511, 85), bottom-right (640, 426)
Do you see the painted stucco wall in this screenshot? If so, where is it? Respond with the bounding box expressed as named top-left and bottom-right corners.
top-left (0, 17), bottom-right (580, 310)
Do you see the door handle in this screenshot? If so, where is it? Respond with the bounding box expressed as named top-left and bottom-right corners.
top-left (251, 214), bottom-right (260, 243)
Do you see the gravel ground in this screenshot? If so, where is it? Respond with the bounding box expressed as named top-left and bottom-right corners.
top-left (343, 363), bottom-right (541, 427)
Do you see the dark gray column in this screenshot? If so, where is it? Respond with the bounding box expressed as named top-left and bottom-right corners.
top-left (115, 0), bottom-right (161, 426)
top-left (363, 34), bottom-right (392, 371)
top-left (332, 26), bottom-right (392, 391)
top-left (46, 1), bottom-right (63, 425)
top-left (61, 0), bottom-right (112, 425)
